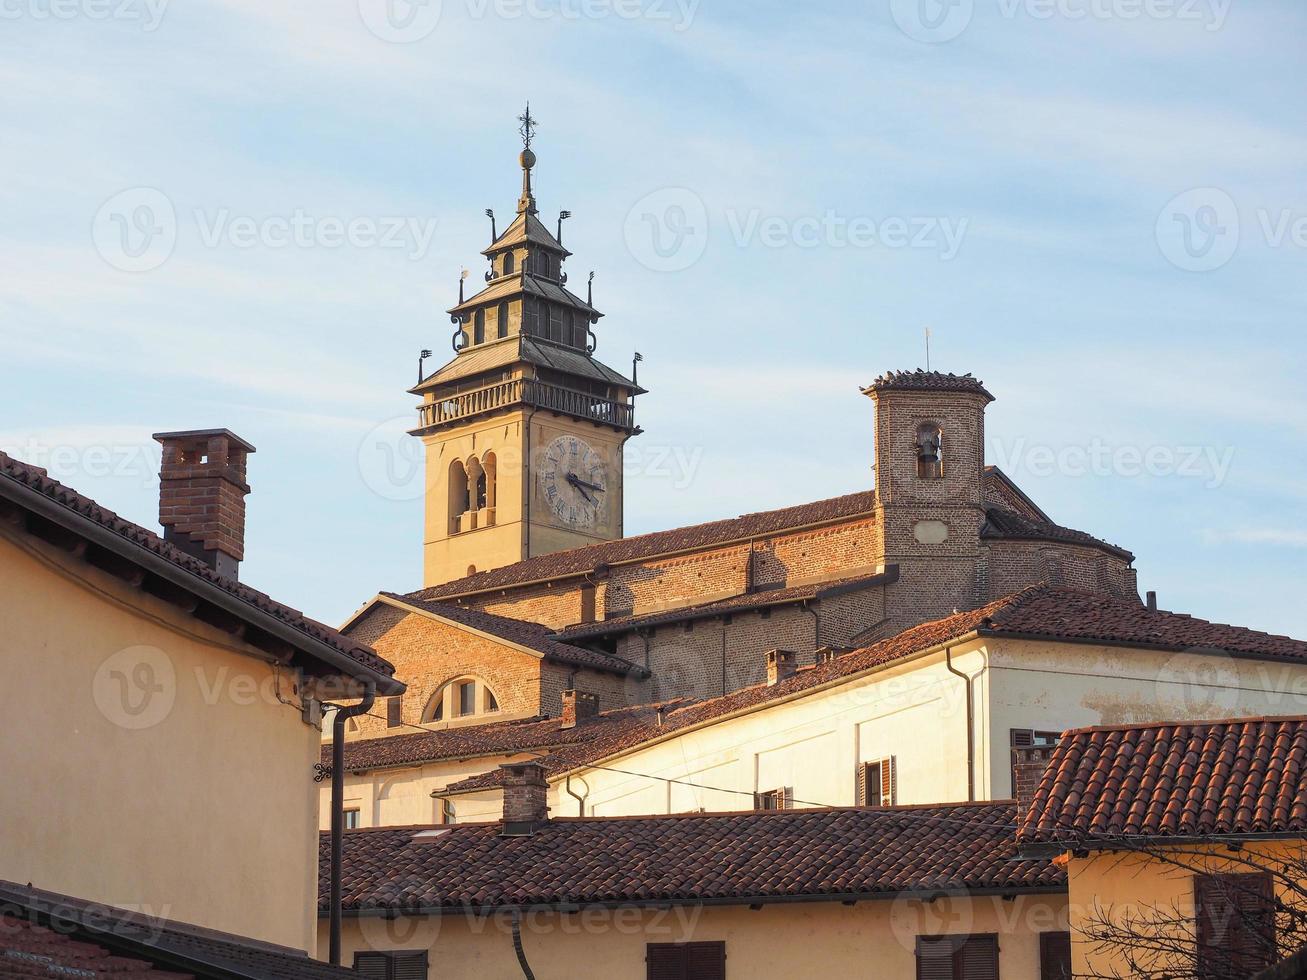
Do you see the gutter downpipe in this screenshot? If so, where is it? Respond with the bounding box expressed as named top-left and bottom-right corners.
top-left (943, 646), bottom-right (975, 802)
top-left (564, 772), bottom-right (588, 817)
top-left (330, 682), bottom-right (376, 966)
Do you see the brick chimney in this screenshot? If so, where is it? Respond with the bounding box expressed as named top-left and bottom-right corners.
top-left (500, 760), bottom-right (549, 836)
top-left (560, 690), bottom-right (598, 729)
top-left (153, 429), bottom-right (256, 579)
top-left (1012, 744), bottom-right (1058, 822)
top-left (766, 649), bottom-right (797, 686)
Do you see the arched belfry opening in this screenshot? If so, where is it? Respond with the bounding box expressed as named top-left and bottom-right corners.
top-left (916, 422), bottom-right (944, 479)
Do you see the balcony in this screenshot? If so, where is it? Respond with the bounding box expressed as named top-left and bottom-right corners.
top-left (413, 377), bottom-right (636, 433)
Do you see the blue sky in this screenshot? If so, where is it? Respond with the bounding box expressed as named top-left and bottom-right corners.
top-left (3, 0), bottom-right (1304, 636)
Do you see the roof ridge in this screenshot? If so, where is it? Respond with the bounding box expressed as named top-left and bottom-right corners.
top-left (1059, 714), bottom-right (1307, 738)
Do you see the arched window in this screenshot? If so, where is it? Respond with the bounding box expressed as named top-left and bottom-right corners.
top-left (423, 676), bottom-right (502, 723)
top-left (916, 422), bottom-right (944, 479)
top-left (473, 308), bottom-right (485, 345)
top-left (482, 452), bottom-right (497, 513)
top-left (448, 459), bottom-right (469, 533)
top-left (497, 301), bottom-right (509, 339)
top-left (502, 250), bottom-right (515, 275)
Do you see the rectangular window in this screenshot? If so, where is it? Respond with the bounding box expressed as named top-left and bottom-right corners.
top-left (915, 934), bottom-right (999, 980)
top-left (343, 808), bottom-right (360, 830)
top-left (857, 758), bottom-right (896, 807)
top-left (353, 950), bottom-right (429, 980)
top-left (1038, 932), bottom-right (1071, 980)
top-left (754, 787), bottom-right (792, 811)
top-left (386, 696), bottom-right (403, 728)
top-left (646, 941), bottom-right (725, 980)
top-left (1196, 872), bottom-right (1275, 978)
top-left (457, 681), bottom-right (476, 717)
top-left (549, 304), bottom-right (564, 343)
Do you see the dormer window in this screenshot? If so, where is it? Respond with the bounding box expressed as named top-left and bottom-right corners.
top-left (916, 422), bottom-right (944, 479)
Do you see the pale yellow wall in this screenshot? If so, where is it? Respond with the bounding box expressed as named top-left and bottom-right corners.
top-left (319, 754), bottom-right (540, 830)
top-left (1067, 841), bottom-right (1307, 978)
top-left (985, 639), bottom-right (1307, 797)
top-left (0, 531), bottom-right (322, 952)
top-left (320, 892), bottom-right (1068, 979)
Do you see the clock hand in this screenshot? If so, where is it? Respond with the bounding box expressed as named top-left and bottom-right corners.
top-left (565, 473), bottom-right (595, 504)
top-left (567, 473), bottom-right (606, 493)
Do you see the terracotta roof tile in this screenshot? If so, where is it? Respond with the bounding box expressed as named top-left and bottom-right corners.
top-left (321, 803), bottom-right (1060, 912)
top-left (982, 507), bottom-right (1133, 560)
top-left (1018, 717), bottom-right (1307, 845)
top-left (439, 586), bottom-right (1307, 794)
top-left (386, 595), bottom-right (647, 675)
top-left (0, 450), bottom-right (396, 686)
top-left (407, 490), bottom-right (878, 601)
top-left (863, 369), bottom-right (995, 401)
top-left (0, 882), bottom-right (354, 979)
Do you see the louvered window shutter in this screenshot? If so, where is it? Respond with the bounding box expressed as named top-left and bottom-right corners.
top-left (391, 952), bottom-right (429, 980)
top-left (647, 943), bottom-right (687, 980)
top-left (915, 937), bottom-right (957, 980)
top-left (686, 941), bottom-right (726, 980)
top-left (1196, 873), bottom-right (1275, 978)
top-left (780, 787), bottom-right (793, 810)
top-left (959, 935), bottom-right (999, 980)
top-left (855, 763), bottom-right (869, 806)
top-left (1038, 931), bottom-right (1071, 979)
top-left (880, 757), bottom-right (897, 806)
top-left (354, 953), bottom-right (390, 980)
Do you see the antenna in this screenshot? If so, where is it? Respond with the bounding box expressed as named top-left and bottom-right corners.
top-left (924, 327), bottom-right (932, 371)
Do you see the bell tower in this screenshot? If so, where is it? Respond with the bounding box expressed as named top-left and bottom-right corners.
top-left (411, 107), bottom-right (645, 588)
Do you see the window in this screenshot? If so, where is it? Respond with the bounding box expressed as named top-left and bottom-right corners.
top-left (580, 584), bottom-right (597, 624)
top-left (915, 934), bottom-right (999, 980)
top-left (353, 950), bottom-right (429, 980)
top-left (485, 688), bottom-right (498, 712)
top-left (473, 308), bottom-right (485, 345)
top-left (386, 696), bottom-right (403, 728)
top-left (856, 758), bottom-right (896, 807)
top-left (343, 808), bottom-right (360, 830)
top-left (457, 680), bottom-right (476, 717)
top-left (646, 941), bottom-right (725, 980)
top-left (754, 787), bottom-right (792, 810)
top-left (503, 250), bottom-right (515, 274)
top-left (1038, 932), bottom-right (1071, 980)
top-left (497, 300), bottom-right (509, 338)
top-left (1196, 872), bottom-right (1275, 978)
top-left (1010, 730), bottom-right (1061, 796)
top-left (440, 798), bottom-right (456, 825)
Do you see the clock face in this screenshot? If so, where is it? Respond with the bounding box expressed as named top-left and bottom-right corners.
top-left (539, 435), bottom-right (608, 530)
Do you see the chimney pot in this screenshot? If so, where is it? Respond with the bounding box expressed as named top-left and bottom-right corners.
top-left (1012, 744), bottom-right (1058, 823)
top-left (153, 429), bottom-right (256, 579)
top-left (500, 760), bottom-right (549, 834)
top-left (766, 649), bottom-right (798, 686)
top-left (560, 689), bottom-right (598, 729)
top-left (1146, 590), bottom-right (1158, 612)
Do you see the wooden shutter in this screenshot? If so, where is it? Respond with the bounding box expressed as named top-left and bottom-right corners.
top-left (686, 941), bottom-right (726, 980)
top-left (958, 935), bottom-right (999, 980)
top-left (647, 943), bottom-right (687, 980)
top-left (880, 757), bottom-right (897, 806)
top-left (1038, 931), bottom-right (1071, 980)
top-left (353, 950), bottom-right (427, 980)
top-left (391, 951), bottom-right (428, 980)
top-left (916, 936), bottom-right (957, 980)
top-left (779, 787), bottom-right (793, 810)
top-left (856, 763), bottom-right (869, 806)
top-left (353, 953), bottom-right (390, 980)
top-left (1196, 873), bottom-right (1275, 978)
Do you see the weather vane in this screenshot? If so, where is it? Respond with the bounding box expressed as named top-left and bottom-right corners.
top-left (518, 103), bottom-right (537, 150)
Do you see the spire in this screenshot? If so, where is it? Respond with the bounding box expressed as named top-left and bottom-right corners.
top-left (516, 103), bottom-right (538, 215)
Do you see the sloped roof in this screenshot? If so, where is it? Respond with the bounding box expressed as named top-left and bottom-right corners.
top-left (1, 882), bottom-right (355, 979)
top-left (441, 586), bottom-right (1307, 795)
top-left (383, 594), bottom-right (647, 676)
top-left (0, 450), bottom-right (398, 691)
top-left (408, 490), bottom-right (879, 601)
top-left (1018, 716), bottom-right (1307, 846)
top-left (483, 210), bottom-right (571, 256)
top-left (413, 336), bottom-right (638, 394)
top-left (862, 369), bottom-right (995, 401)
top-left (447, 272), bottom-right (597, 318)
top-left (982, 506), bottom-right (1134, 561)
top-left (554, 570), bottom-right (896, 642)
top-left (321, 803), bottom-right (1061, 913)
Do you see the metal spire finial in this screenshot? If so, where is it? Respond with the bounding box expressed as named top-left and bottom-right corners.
top-left (516, 104), bottom-right (539, 215)
top-left (518, 103), bottom-right (537, 150)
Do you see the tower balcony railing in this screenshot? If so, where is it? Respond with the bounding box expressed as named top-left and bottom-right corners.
top-left (413, 377), bottom-right (635, 432)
